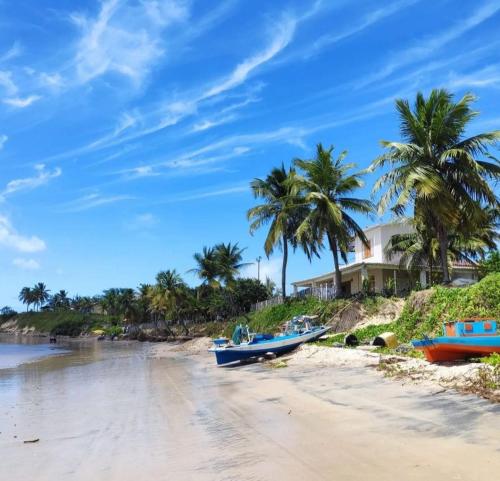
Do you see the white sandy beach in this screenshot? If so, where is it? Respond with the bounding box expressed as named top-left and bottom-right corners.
top-left (1, 338), bottom-right (499, 481)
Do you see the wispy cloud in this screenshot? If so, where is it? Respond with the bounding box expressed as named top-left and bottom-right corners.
top-left (52, 14), bottom-right (298, 159)
top-left (203, 15), bottom-right (296, 98)
top-left (13, 258), bottom-right (40, 270)
top-left (127, 212), bottom-right (159, 230)
top-left (0, 215), bottom-right (46, 253)
top-left (61, 192), bottom-right (134, 212)
top-left (71, 0), bottom-right (189, 86)
top-left (0, 42), bottom-right (22, 63)
top-left (171, 184), bottom-right (248, 203)
top-left (445, 64), bottom-right (500, 90)
top-left (356, 1), bottom-right (500, 88)
top-left (299, 0), bottom-right (420, 60)
top-left (0, 134), bottom-right (7, 150)
top-left (3, 95), bottom-right (42, 108)
top-left (0, 71), bottom-right (18, 96)
top-left (1, 164), bottom-right (61, 200)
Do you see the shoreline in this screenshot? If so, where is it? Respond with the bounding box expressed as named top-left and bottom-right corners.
top-left (152, 337), bottom-right (500, 403)
top-left (2, 336), bottom-right (500, 480)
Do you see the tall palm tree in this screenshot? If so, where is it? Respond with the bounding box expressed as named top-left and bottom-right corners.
top-left (32, 282), bottom-right (50, 311)
top-left (294, 144), bottom-right (374, 297)
top-left (189, 247), bottom-right (221, 288)
top-left (155, 269), bottom-right (187, 321)
top-left (214, 242), bottom-right (250, 286)
top-left (371, 89), bottom-right (500, 283)
top-left (19, 287), bottom-right (34, 312)
top-left (247, 164), bottom-right (314, 297)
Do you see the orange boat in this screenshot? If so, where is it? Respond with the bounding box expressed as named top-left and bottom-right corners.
top-left (412, 318), bottom-right (500, 362)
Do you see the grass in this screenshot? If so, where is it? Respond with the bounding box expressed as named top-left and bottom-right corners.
top-left (3, 311), bottom-right (112, 336)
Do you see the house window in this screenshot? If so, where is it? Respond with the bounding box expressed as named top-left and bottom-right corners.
top-left (363, 239), bottom-right (372, 259)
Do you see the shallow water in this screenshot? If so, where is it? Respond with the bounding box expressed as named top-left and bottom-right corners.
top-left (0, 334), bottom-right (70, 369)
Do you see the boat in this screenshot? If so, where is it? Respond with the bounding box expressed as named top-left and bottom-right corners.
top-left (412, 317), bottom-right (500, 362)
top-left (209, 315), bottom-right (331, 365)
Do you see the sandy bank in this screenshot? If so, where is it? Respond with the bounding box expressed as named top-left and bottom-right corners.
top-left (152, 337), bottom-right (499, 402)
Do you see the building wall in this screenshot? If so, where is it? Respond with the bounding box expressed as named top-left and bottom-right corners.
top-left (353, 221), bottom-right (414, 265)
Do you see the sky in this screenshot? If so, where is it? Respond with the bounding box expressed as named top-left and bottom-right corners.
top-left (1, 0), bottom-right (499, 309)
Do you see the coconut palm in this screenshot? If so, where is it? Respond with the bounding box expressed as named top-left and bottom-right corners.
top-left (293, 144), bottom-right (374, 297)
top-left (214, 242), bottom-right (250, 286)
top-left (18, 287), bottom-right (34, 312)
top-left (247, 164), bottom-right (315, 297)
top-left (189, 247), bottom-right (221, 288)
top-left (371, 89), bottom-right (500, 283)
top-left (51, 290), bottom-right (71, 310)
top-left (154, 269), bottom-right (187, 320)
top-left (32, 282), bottom-right (50, 311)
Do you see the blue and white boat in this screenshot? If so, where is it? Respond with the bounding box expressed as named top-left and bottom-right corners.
top-left (209, 315), bottom-right (331, 365)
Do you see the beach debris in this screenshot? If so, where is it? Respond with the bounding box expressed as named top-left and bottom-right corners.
top-left (23, 438), bottom-right (39, 444)
top-left (344, 333), bottom-right (358, 346)
top-left (372, 332), bottom-right (398, 349)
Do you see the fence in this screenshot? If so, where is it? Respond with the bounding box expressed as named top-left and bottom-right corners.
top-left (251, 286), bottom-right (339, 311)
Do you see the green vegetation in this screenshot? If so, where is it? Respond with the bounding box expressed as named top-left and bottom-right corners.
top-left (371, 89), bottom-right (500, 284)
top-left (11, 311), bottom-right (109, 336)
top-left (481, 353), bottom-right (500, 368)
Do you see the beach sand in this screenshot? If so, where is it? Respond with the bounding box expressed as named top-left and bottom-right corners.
top-left (1, 338), bottom-right (499, 481)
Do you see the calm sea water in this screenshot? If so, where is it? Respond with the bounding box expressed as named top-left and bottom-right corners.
top-left (0, 335), bottom-right (70, 369)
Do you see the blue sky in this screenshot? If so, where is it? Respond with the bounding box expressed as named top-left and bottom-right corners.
top-left (1, 0), bottom-right (499, 308)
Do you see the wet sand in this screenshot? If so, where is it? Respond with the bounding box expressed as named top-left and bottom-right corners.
top-left (1, 340), bottom-right (499, 481)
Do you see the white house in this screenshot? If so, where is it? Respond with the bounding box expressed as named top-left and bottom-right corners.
top-left (292, 221), bottom-right (478, 297)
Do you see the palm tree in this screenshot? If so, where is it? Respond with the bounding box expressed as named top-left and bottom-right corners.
top-left (247, 164), bottom-right (314, 297)
top-left (189, 247), bottom-right (220, 288)
top-left (155, 269), bottom-right (187, 319)
top-left (371, 89), bottom-right (500, 283)
top-left (293, 144), bottom-right (374, 297)
top-left (214, 242), bottom-right (250, 286)
top-left (51, 290), bottom-right (71, 310)
top-left (32, 282), bottom-right (50, 311)
top-left (19, 287), bottom-right (34, 312)
top-left (384, 219), bottom-right (439, 284)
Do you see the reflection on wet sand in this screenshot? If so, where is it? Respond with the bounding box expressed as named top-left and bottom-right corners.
top-left (1, 339), bottom-right (500, 481)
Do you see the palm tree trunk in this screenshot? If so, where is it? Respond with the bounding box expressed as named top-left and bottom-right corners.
top-left (328, 233), bottom-right (342, 298)
top-left (281, 234), bottom-right (288, 298)
top-left (437, 224), bottom-right (450, 284)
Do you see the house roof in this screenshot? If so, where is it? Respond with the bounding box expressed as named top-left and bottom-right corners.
top-left (292, 261), bottom-right (477, 287)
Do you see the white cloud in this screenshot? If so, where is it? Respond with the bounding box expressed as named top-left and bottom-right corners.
top-left (0, 71), bottom-right (18, 96)
top-left (39, 72), bottom-right (65, 90)
top-left (71, 0), bottom-right (189, 85)
top-left (61, 192), bottom-right (133, 212)
top-left (1, 164), bottom-right (62, 199)
top-left (356, 1), bottom-right (500, 88)
top-left (0, 134), bottom-right (7, 150)
top-left (3, 95), bottom-right (41, 108)
top-left (13, 258), bottom-right (40, 270)
top-left (172, 184), bottom-right (248, 202)
top-left (0, 42), bottom-right (22, 63)
top-left (0, 216), bottom-right (46, 253)
top-left (128, 212), bottom-right (158, 229)
top-left (300, 0), bottom-right (420, 60)
top-left (191, 115), bottom-right (236, 132)
top-left (203, 16), bottom-right (296, 99)
top-left (445, 65), bottom-right (500, 89)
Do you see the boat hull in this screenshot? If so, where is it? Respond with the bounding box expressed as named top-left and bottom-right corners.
top-left (210, 327), bottom-right (329, 365)
top-left (412, 337), bottom-right (500, 362)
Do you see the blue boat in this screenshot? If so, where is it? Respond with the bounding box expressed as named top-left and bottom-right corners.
top-left (209, 315), bottom-right (331, 365)
top-left (412, 318), bottom-right (500, 362)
